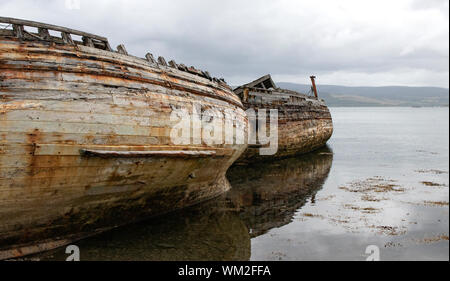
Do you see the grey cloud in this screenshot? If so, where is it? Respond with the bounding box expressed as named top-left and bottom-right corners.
top-left (0, 0), bottom-right (448, 87)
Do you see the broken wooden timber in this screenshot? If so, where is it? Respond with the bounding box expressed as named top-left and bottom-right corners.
top-left (61, 32), bottom-right (74, 45)
top-left (157, 56), bottom-right (168, 66)
top-left (168, 60), bottom-right (178, 68)
top-left (145, 53), bottom-right (156, 63)
top-left (117, 44), bottom-right (128, 55)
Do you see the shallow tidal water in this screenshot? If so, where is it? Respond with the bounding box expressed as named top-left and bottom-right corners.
top-left (37, 107), bottom-right (449, 261)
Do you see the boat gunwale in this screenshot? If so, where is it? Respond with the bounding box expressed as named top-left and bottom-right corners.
top-left (0, 38), bottom-right (245, 110)
top-left (239, 86), bottom-right (325, 102)
top-left (0, 16), bottom-right (107, 41)
top-left (0, 17), bottom-right (236, 104)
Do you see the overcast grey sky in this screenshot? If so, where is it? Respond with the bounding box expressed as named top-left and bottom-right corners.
top-left (1, 0), bottom-right (448, 87)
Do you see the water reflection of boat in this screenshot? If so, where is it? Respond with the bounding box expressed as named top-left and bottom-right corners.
top-left (36, 198), bottom-right (250, 261)
top-left (226, 146), bottom-right (333, 237)
top-left (31, 147), bottom-right (332, 261)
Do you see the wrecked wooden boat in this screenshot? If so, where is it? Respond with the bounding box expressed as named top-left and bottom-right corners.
top-left (234, 75), bottom-right (333, 163)
top-left (0, 17), bottom-right (247, 259)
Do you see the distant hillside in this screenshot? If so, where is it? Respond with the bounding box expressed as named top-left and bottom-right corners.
top-left (277, 82), bottom-right (449, 107)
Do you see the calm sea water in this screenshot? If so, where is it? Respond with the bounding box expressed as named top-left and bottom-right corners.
top-left (38, 107), bottom-right (449, 261)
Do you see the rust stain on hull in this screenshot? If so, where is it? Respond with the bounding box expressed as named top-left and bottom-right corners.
top-left (0, 18), bottom-right (248, 259)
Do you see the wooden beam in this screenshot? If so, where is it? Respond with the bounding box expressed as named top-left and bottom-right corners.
top-left (203, 71), bottom-right (212, 80)
top-left (37, 28), bottom-right (50, 40)
top-left (187, 66), bottom-right (203, 76)
top-left (12, 24), bottom-right (24, 39)
top-left (80, 149), bottom-right (218, 158)
top-left (168, 60), bottom-right (178, 68)
top-left (177, 63), bottom-right (187, 71)
top-left (117, 44), bottom-right (128, 55)
top-left (238, 74), bottom-right (276, 90)
top-left (82, 36), bottom-right (95, 48)
top-left (157, 56), bottom-right (168, 66)
top-left (103, 41), bottom-right (112, 51)
top-left (61, 32), bottom-right (75, 45)
top-left (145, 53), bottom-right (155, 63)
top-left (0, 16), bottom-right (107, 41)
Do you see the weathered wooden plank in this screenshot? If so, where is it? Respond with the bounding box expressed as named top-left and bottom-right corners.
top-left (2, 109), bottom-right (156, 127)
top-left (0, 60), bottom-right (242, 108)
top-left (0, 99), bottom-right (169, 117)
top-left (0, 151), bottom-right (237, 169)
top-left (0, 120), bottom-right (154, 136)
top-left (0, 156), bottom-right (220, 185)
top-left (0, 41), bottom-right (237, 101)
top-left (36, 144), bottom-right (232, 156)
top-left (0, 143), bottom-right (232, 157)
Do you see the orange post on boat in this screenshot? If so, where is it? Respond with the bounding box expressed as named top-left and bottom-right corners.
top-left (310, 75), bottom-right (318, 99)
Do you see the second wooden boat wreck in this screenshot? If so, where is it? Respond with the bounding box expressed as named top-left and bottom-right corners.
top-left (0, 17), bottom-right (248, 259)
top-left (234, 75), bottom-right (333, 163)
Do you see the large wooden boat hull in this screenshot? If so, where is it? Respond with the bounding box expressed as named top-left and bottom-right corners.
top-left (0, 19), bottom-right (247, 259)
